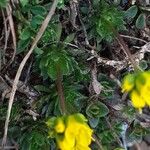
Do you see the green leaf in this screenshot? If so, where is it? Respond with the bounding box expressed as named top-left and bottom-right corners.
top-left (57, 0), bottom-right (64, 9)
top-left (31, 15), bottom-right (44, 28)
top-left (86, 101), bottom-right (109, 118)
top-left (31, 5), bottom-right (46, 15)
top-left (0, 0), bottom-right (8, 8)
top-left (20, 27), bottom-right (31, 40)
top-left (47, 62), bottom-right (57, 80)
top-left (34, 85), bottom-right (50, 93)
top-left (34, 47), bottom-right (43, 55)
top-left (20, 0), bottom-right (29, 7)
top-left (80, 7), bottom-right (89, 14)
top-left (113, 0), bottom-right (121, 5)
top-left (136, 13), bottom-right (146, 29)
top-left (89, 117), bottom-right (99, 128)
top-left (124, 5), bottom-right (138, 19)
top-left (17, 38), bottom-right (30, 54)
top-left (59, 57), bottom-right (71, 75)
top-left (64, 33), bottom-right (75, 43)
top-left (56, 23), bottom-right (62, 42)
top-left (139, 60), bottom-right (148, 70)
top-left (95, 5), bottom-right (124, 41)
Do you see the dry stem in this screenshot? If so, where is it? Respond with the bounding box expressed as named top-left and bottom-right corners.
top-left (56, 66), bottom-right (66, 115)
top-left (2, 4), bottom-right (16, 72)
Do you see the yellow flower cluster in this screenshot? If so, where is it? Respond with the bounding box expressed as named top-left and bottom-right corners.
top-left (46, 113), bottom-right (93, 150)
top-left (122, 71), bottom-right (150, 112)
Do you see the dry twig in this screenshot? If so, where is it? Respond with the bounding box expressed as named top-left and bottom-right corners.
top-left (1, 9), bottom-right (10, 65)
top-left (3, 3), bottom-right (16, 70)
top-left (120, 34), bottom-right (148, 44)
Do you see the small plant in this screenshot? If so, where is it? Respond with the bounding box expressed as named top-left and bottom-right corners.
top-left (39, 44), bottom-right (75, 80)
top-left (90, 1), bottom-right (125, 41)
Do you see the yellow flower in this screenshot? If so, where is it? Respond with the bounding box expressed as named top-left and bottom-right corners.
top-left (75, 145), bottom-right (91, 150)
top-left (122, 71), bottom-right (150, 112)
top-left (77, 125), bottom-right (93, 147)
top-left (130, 90), bottom-right (145, 108)
top-left (122, 74), bottom-right (135, 92)
top-left (55, 114), bottom-right (93, 150)
top-left (141, 85), bottom-right (150, 106)
top-left (56, 135), bottom-right (75, 150)
top-left (54, 117), bottom-right (65, 133)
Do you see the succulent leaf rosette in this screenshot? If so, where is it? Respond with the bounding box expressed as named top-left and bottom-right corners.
top-left (46, 113), bottom-right (94, 150)
top-left (122, 71), bottom-right (150, 112)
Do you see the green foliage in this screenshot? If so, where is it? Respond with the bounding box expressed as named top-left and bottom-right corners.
top-left (125, 122), bottom-right (150, 146)
top-left (19, 121), bottom-right (51, 150)
top-left (0, 0), bottom-right (149, 150)
top-left (124, 4), bottom-right (146, 29)
top-left (136, 13), bottom-right (146, 29)
top-left (0, 0), bottom-right (8, 8)
top-left (139, 60), bottom-right (148, 70)
top-left (57, 0), bottom-right (65, 9)
top-left (20, 0), bottom-right (29, 6)
top-left (39, 45), bottom-right (74, 80)
top-left (86, 101), bottom-right (109, 128)
top-left (98, 73), bottom-right (117, 99)
top-left (86, 101), bottom-right (109, 118)
top-left (95, 119), bottom-right (123, 148)
top-left (0, 102), bottom-right (23, 124)
top-left (64, 84), bottom-right (87, 113)
top-left (124, 5), bottom-right (138, 20)
top-left (34, 83), bottom-right (87, 117)
top-left (91, 1), bottom-right (125, 41)
top-left (16, 1), bottom-right (59, 53)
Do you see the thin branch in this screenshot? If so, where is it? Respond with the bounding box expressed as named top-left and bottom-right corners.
top-left (0, 146), bottom-right (18, 150)
top-left (1, 9), bottom-right (10, 65)
top-left (2, 4), bottom-right (16, 71)
top-left (134, 142), bottom-right (142, 150)
top-left (93, 134), bottom-right (104, 150)
top-left (120, 34), bottom-right (148, 44)
top-left (1, 0), bottom-right (58, 148)
top-left (116, 32), bottom-right (141, 71)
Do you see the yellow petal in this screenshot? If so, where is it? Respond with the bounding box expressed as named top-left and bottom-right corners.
top-left (130, 90), bottom-right (145, 108)
top-left (56, 136), bottom-right (75, 150)
top-left (75, 145), bottom-right (91, 150)
top-left (54, 118), bottom-right (65, 133)
top-left (135, 72), bottom-right (146, 92)
top-left (141, 86), bottom-right (150, 106)
top-left (77, 125), bottom-right (93, 146)
top-left (55, 114), bottom-right (93, 150)
top-left (122, 74), bottom-right (135, 92)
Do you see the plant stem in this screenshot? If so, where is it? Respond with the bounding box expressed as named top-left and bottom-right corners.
top-left (56, 66), bottom-right (66, 115)
top-left (93, 134), bottom-right (104, 150)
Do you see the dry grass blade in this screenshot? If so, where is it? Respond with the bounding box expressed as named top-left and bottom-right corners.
top-left (2, 3), bottom-right (16, 71)
top-left (1, 0), bottom-right (58, 148)
top-left (1, 9), bottom-right (10, 65)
